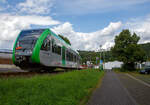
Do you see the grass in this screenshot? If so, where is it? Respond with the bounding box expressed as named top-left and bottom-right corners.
top-left (0, 69), bottom-right (104, 105)
top-left (128, 72), bottom-right (150, 84)
top-left (114, 68), bottom-right (150, 84)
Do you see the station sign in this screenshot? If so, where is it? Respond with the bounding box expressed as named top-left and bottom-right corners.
top-left (100, 60), bottom-right (103, 64)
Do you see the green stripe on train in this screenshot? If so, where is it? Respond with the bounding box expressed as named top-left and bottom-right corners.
top-left (31, 29), bottom-right (50, 63)
top-left (62, 46), bottom-right (66, 66)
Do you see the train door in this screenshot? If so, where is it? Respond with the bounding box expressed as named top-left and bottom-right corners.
top-left (62, 46), bottom-right (66, 66)
top-left (40, 35), bottom-right (52, 66)
top-left (41, 35), bottom-right (51, 55)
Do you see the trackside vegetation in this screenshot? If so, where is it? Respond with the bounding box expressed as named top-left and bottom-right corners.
top-left (128, 72), bottom-right (150, 84)
top-left (0, 69), bottom-right (104, 105)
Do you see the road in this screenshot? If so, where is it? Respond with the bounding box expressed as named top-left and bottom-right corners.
top-left (87, 71), bottom-right (150, 105)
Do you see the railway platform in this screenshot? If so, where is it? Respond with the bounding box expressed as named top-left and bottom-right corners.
top-left (0, 64), bottom-right (25, 73)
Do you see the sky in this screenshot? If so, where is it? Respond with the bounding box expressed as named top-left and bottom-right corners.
top-left (0, 0), bottom-right (150, 51)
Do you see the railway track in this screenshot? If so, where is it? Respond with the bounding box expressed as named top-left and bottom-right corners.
top-left (0, 69), bottom-right (66, 78)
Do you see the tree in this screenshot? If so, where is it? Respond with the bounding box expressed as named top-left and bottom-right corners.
top-left (58, 34), bottom-right (71, 45)
top-left (111, 29), bottom-right (146, 71)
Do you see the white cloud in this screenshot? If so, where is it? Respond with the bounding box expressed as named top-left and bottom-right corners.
top-left (125, 14), bottom-right (150, 44)
top-left (56, 0), bottom-right (150, 15)
top-left (0, 14), bottom-right (60, 50)
top-left (2, 0), bottom-right (149, 15)
top-left (17, 0), bottom-right (53, 14)
top-left (52, 15), bottom-right (150, 51)
top-left (0, 0), bottom-right (6, 3)
top-left (52, 21), bottom-right (122, 50)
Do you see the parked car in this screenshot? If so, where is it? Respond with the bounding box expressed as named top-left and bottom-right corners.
top-left (139, 66), bottom-right (150, 74)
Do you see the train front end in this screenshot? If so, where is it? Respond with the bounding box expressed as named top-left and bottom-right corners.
top-left (12, 29), bottom-right (45, 69)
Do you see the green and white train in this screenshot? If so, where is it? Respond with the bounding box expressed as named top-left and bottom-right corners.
top-left (12, 29), bottom-right (81, 71)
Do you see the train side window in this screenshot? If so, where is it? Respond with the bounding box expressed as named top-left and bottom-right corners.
top-left (52, 39), bottom-right (61, 55)
top-left (52, 39), bottom-right (55, 53)
top-left (57, 46), bottom-right (61, 55)
top-left (68, 52), bottom-right (73, 61)
top-left (71, 53), bottom-right (73, 61)
top-left (66, 50), bottom-right (69, 61)
top-left (41, 36), bottom-right (51, 51)
top-left (55, 45), bottom-right (61, 55)
top-left (74, 55), bottom-right (76, 62)
top-left (66, 50), bottom-right (70, 61)
top-left (66, 50), bottom-right (75, 61)
top-left (67, 51), bottom-right (69, 61)
top-left (70, 53), bottom-right (72, 61)
top-left (69, 52), bottom-right (71, 61)
top-left (75, 55), bottom-right (77, 62)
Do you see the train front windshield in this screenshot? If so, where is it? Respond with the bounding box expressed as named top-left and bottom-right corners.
top-left (16, 29), bottom-right (44, 51)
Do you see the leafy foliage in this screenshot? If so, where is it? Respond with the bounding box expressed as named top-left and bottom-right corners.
top-left (140, 43), bottom-right (150, 61)
top-left (78, 50), bottom-right (115, 64)
top-left (58, 34), bottom-right (71, 45)
top-left (78, 42), bottom-right (150, 65)
top-left (111, 29), bottom-right (146, 70)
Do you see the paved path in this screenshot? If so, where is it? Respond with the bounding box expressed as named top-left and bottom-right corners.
top-left (118, 73), bottom-right (150, 105)
top-left (87, 71), bottom-right (137, 105)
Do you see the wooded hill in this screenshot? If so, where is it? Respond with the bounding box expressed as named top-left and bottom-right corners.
top-left (78, 42), bottom-right (150, 64)
top-left (140, 43), bottom-right (150, 60)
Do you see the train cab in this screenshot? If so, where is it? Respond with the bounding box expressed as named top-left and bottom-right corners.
top-left (13, 29), bottom-right (45, 67)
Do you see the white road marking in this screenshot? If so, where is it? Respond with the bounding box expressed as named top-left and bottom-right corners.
top-left (126, 73), bottom-right (150, 88)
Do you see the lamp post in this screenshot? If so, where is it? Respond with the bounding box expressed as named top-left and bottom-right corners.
top-left (99, 45), bottom-right (103, 70)
top-left (99, 45), bottom-right (102, 61)
top-left (103, 49), bottom-right (105, 70)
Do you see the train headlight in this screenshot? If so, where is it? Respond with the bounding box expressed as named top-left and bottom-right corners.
top-left (26, 50), bottom-right (32, 55)
top-left (15, 52), bottom-right (18, 54)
